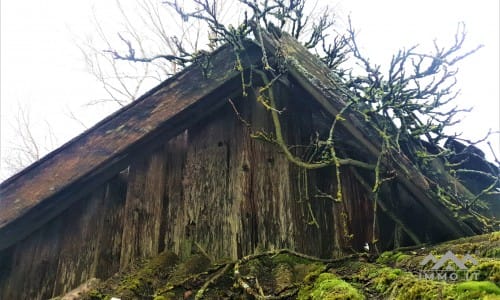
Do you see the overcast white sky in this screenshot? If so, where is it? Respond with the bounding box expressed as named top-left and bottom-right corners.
top-left (1, 0), bottom-right (499, 180)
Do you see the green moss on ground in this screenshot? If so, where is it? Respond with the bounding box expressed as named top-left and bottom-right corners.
top-left (375, 251), bottom-right (411, 265)
top-left (469, 260), bottom-right (500, 284)
top-left (297, 273), bottom-right (364, 300)
top-left (78, 232), bottom-right (500, 300)
top-left (341, 258), bottom-right (500, 300)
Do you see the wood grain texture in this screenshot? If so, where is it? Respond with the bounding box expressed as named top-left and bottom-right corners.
top-left (120, 147), bottom-right (167, 268)
top-left (0, 175), bottom-right (127, 299)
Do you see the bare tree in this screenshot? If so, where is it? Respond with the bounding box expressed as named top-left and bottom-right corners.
top-left (1, 103), bottom-right (58, 178)
top-left (78, 0), bottom-right (338, 107)
top-left (78, 0), bottom-right (238, 108)
top-left (0, 0), bottom-right (236, 178)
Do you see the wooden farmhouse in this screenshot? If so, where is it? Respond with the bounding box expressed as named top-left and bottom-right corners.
top-left (0, 31), bottom-right (497, 299)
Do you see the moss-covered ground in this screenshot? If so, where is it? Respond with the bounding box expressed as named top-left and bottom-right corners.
top-left (72, 232), bottom-right (499, 300)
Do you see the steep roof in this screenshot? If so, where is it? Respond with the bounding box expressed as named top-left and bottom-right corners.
top-left (0, 30), bottom-right (488, 250)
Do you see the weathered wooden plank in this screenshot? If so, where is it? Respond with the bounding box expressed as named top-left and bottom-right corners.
top-left (275, 83), bottom-right (340, 258)
top-left (52, 187), bottom-right (108, 296)
top-left (340, 167), bottom-right (375, 250)
top-left (229, 163), bottom-right (255, 258)
top-left (226, 97), bottom-right (256, 258)
top-left (246, 90), bottom-right (291, 251)
top-left (178, 109), bottom-right (233, 259)
top-left (94, 174), bottom-right (128, 278)
top-left (162, 133), bottom-right (188, 255)
top-left (0, 174), bottom-right (128, 299)
top-left (0, 216), bottom-right (62, 299)
top-left (120, 146), bottom-right (167, 269)
top-left (0, 41), bottom-right (264, 251)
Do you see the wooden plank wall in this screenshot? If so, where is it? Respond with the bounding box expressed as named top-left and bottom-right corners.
top-left (0, 174), bottom-right (128, 299)
top-left (0, 92), bottom-right (375, 299)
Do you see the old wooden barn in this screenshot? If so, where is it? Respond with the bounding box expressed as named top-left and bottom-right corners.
top-left (0, 31), bottom-right (496, 299)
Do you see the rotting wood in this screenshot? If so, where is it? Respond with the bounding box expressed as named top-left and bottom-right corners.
top-left (0, 174), bottom-right (128, 300)
top-left (177, 110), bottom-right (233, 259)
top-left (120, 146), bottom-right (167, 269)
top-left (51, 188), bottom-right (107, 296)
top-left (162, 133), bottom-right (188, 255)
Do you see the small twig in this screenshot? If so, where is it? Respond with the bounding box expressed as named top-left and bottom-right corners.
top-left (314, 189), bottom-right (337, 201)
top-left (195, 263), bottom-right (233, 299)
top-left (228, 98), bottom-right (251, 127)
top-left (487, 142), bottom-right (500, 165)
top-left (194, 241), bottom-right (214, 262)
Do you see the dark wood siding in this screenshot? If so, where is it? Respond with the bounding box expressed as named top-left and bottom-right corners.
top-left (0, 92), bottom-right (375, 299)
